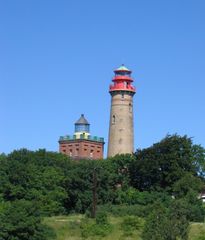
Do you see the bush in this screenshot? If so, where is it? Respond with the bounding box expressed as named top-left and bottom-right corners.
top-left (115, 188), bottom-right (172, 206)
top-left (184, 191), bottom-right (205, 222)
top-left (80, 213), bottom-right (112, 239)
top-left (98, 204), bottom-right (150, 217)
top-left (81, 223), bottom-right (113, 238)
top-left (197, 234), bottom-right (205, 240)
top-left (0, 200), bottom-right (56, 240)
top-left (121, 216), bottom-right (143, 236)
top-left (96, 211), bottom-right (108, 225)
top-left (142, 201), bottom-right (189, 240)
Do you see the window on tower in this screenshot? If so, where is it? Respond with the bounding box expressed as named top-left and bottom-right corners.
top-left (112, 115), bottom-right (116, 124)
top-left (129, 103), bottom-right (132, 113)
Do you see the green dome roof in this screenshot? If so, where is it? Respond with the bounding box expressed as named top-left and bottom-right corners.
top-left (115, 64), bottom-right (131, 72)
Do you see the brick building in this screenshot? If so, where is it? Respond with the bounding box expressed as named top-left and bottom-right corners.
top-left (59, 114), bottom-right (104, 159)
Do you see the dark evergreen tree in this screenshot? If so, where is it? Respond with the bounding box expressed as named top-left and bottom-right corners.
top-left (0, 200), bottom-right (55, 240)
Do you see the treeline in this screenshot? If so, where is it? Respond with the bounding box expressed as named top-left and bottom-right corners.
top-left (0, 134), bottom-right (205, 239)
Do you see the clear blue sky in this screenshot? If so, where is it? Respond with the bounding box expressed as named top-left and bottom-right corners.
top-left (1, 0), bottom-right (205, 155)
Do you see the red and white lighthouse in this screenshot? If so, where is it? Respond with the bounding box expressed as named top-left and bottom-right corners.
top-left (107, 65), bottom-right (136, 157)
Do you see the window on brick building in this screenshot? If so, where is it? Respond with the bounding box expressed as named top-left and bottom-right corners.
top-left (90, 150), bottom-right (93, 158)
top-left (75, 148), bottom-right (79, 156)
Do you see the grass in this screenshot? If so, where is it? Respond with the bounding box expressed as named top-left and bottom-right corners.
top-left (44, 215), bottom-right (84, 240)
top-left (44, 215), bottom-right (205, 240)
top-left (189, 222), bottom-right (205, 240)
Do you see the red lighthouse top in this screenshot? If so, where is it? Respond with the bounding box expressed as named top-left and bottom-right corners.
top-left (109, 64), bottom-right (136, 93)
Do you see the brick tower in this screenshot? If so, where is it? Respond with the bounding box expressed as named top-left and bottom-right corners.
top-left (107, 65), bottom-right (136, 157)
top-left (59, 114), bottom-right (104, 160)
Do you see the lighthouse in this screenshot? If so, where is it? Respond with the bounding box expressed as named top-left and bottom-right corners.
top-left (107, 65), bottom-right (136, 157)
top-left (59, 114), bottom-right (104, 160)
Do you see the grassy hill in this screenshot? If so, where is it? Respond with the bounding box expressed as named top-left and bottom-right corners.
top-left (44, 215), bottom-right (205, 240)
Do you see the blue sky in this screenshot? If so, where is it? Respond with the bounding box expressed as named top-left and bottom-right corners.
top-left (1, 0), bottom-right (205, 156)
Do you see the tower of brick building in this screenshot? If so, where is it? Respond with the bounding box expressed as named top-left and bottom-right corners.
top-left (107, 65), bottom-right (136, 157)
top-left (59, 114), bottom-right (104, 159)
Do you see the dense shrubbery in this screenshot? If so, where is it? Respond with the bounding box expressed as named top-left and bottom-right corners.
top-left (0, 149), bottom-right (68, 216)
top-left (98, 204), bottom-right (149, 217)
top-left (114, 187), bottom-right (172, 205)
top-left (80, 212), bottom-right (113, 238)
top-left (0, 134), bottom-right (205, 239)
top-left (0, 199), bottom-right (56, 240)
top-left (142, 201), bottom-right (190, 240)
top-left (121, 216), bottom-right (144, 237)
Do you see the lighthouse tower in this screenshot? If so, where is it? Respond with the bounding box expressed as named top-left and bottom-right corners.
top-left (107, 65), bottom-right (136, 157)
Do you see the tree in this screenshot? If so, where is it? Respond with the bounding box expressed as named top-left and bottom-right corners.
top-left (192, 144), bottom-right (205, 177)
top-left (130, 134), bottom-right (203, 192)
top-left (0, 200), bottom-right (56, 240)
top-left (173, 173), bottom-right (204, 198)
top-left (142, 203), bottom-right (168, 240)
top-left (0, 149), bottom-right (68, 215)
top-left (142, 201), bottom-right (189, 240)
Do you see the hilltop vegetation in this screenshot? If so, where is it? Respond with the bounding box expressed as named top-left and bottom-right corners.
top-left (43, 215), bottom-right (205, 240)
top-left (0, 134), bottom-right (205, 239)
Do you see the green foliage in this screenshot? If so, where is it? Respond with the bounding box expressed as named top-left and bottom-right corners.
top-left (196, 233), bottom-right (205, 240)
top-left (0, 134), bottom-right (205, 239)
top-left (43, 214), bottom-right (205, 240)
top-left (130, 135), bottom-right (202, 192)
top-left (0, 149), bottom-right (68, 216)
top-left (173, 173), bottom-right (204, 198)
top-left (96, 211), bottom-right (108, 225)
top-left (80, 214), bottom-right (113, 239)
top-left (192, 144), bottom-right (205, 178)
top-left (115, 187), bottom-right (172, 205)
top-left (184, 191), bottom-right (205, 222)
top-left (81, 223), bottom-right (113, 239)
top-left (0, 199), bottom-right (56, 240)
top-left (121, 216), bottom-right (143, 236)
top-left (98, 202), bottom-right (173, 219)
top-left (142, 201), bottom-right (189, 240)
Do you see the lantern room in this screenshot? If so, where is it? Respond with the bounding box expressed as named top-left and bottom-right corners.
top-left (75, 114), bottom-right (90, 133)
top-left (109, 64), bottom-right (136, 93)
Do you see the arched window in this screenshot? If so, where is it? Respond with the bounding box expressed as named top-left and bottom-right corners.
top-left (112, 115), bottom-right (116, 124)
top-left (129, 103), bottom-right (132, 113)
